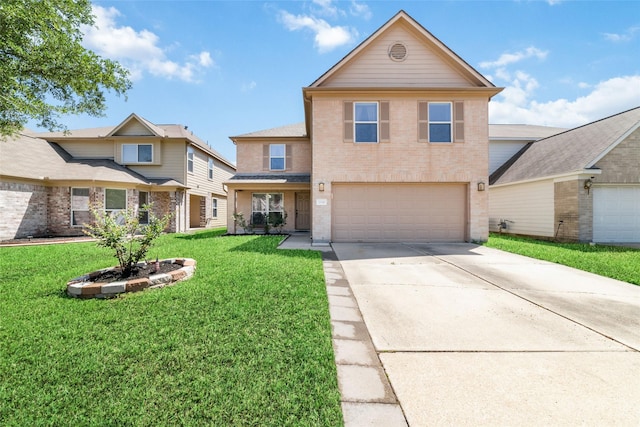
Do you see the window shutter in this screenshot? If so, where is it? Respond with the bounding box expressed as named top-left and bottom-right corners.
top-left (454, 101), bottom-right (464, 142)
top-left (418, 101), bottom-right (428, 142)
top-left (379, 101), bottom-right (390, 142)
top-left (263, 144), bottom-right (269, 170)
top-left (344, 101), bottom-right (353, 142)
top-left (285, 144), bottom-right (293, 170)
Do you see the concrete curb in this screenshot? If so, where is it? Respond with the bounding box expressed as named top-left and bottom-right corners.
top-left (67, 258), bottom-right (196, 299)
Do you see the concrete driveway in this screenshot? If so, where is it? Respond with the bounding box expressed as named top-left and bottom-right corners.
top-left (332, 242), bottom-right (640, 426)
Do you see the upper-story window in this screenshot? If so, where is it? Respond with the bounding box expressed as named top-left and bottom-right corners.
top-left (344, 101), bottom-right (389, 143)
top-left (418, 101), bottom-right (464, 143)
top-left (187, 146), bottom-right (194, 173)
top-left (428, 102), bottom-right (452, 143)
top-left (354, 102), bottom-right (379, 143)
top-left (208, 158), bottom-right (214, 180)
top-left (122, 144), bottom-right (152, 163)
top-left (270, 144), bottom-right (285, 170)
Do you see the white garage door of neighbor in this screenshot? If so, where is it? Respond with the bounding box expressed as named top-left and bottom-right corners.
top-left (332, 183), bottom-right (467, 242)
top-left (593, 186), bottom-right (640, 243)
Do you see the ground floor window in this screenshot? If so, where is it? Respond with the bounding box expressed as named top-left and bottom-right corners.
top-left (105, 188), bottom-right (126, 223)
top-left (71, 187), bottom-right (90, 226)
top-left (251, 193), bottom-right (283, 226)
top-left (212, 197), bottom-right (218, 218)
top-left (138, 191), bottom-right (149, 224)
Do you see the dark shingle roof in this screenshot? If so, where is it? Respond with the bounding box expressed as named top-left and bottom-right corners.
top-left (228, 173), bottom-right (310, 183)
top-left (493, 107), bottom-right (640, 185)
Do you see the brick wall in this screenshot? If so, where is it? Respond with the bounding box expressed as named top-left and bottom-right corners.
top-left (310, 95), bottom-right (490, 243)
top-left (554, 179), bottom-right (593, 242)
top-left (593, 128), bottom-right (640, 183)
top-left (0, 181), bottom-right (48, 240)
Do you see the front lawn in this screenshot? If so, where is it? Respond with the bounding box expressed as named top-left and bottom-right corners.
top-left (485, 233), bottom-right (640, 286)
top-left (0, 230), bottom-right (342, 426)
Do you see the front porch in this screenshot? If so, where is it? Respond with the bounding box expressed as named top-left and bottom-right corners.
top-left (224, 174), bottom-right (311, 235)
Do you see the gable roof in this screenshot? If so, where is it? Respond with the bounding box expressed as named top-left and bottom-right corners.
top-left (488, 124), bottom-right (567, 141)
top-left (492, 107), bottom-right (640, 185)
top-left (0, 132), bottom-right (185, 187)
top-left (34, 114), bottom-right (235, 169)
top-left (308, 10), bottom-right (496, 89)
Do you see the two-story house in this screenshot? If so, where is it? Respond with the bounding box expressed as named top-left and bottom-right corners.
top-left (226, 10), bottom-right (502, 244)
top-left (0, 113), bottom-right (235, 241)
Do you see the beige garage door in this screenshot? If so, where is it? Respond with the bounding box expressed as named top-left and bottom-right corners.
top-left (332, 183), bottom-right (467, 242)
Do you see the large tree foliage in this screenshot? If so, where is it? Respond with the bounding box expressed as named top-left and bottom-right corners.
top-left (0, 0), bottom-right (131, 137)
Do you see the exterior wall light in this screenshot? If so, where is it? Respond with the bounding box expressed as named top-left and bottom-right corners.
top-left (477, 181), bottom-right (486, 191)
top-left (319, 182), bottom-right (325, 192)
top-left (584, 179), bottom-right (593, 194)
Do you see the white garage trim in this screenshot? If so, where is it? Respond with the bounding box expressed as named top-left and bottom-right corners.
top-left (593, 186), bottom-right (640, 243)
top-left (332, 183), bottom-right (467, 242)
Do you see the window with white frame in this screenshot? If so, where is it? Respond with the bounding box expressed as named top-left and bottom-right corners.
top-left (428, 102), bottom-right (452, 143)
top-left (251, 193), bottom-right (283, 226)
top-left (208, 158), bottom-right (214, 180)
top-left (71, 188), bottom-right (90, 226)
top-left (354, 102), bottom-right (379, 143)
top-left (269, 144), bottom-right (285, 170)
top-left (187, 146), bottom-right (194, 173)
top-left (122, 144), bottom-right (152, 163)
top-left (211, 197), bottom-right (218, 218)
top-left (105, 189), bottom-right (126, 224)
top-left (138, 191), bottom-right (149, 224)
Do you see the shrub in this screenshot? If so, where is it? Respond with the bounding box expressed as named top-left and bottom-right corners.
top-left (83, 203), bottom-right (172, 277)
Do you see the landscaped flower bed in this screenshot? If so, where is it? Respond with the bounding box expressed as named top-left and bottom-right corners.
top-left (67, 258), bottom-right (196, 298)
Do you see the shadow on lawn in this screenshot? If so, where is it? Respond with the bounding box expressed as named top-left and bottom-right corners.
top-left (229, 236), bottom-right (322, 259)
top-left (176, 229), bottom-right (227, 240)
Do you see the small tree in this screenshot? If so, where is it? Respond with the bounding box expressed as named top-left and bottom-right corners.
top-left (84, 203), bottom-right (171, 277)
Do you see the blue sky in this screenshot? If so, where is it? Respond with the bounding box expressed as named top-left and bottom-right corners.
top-left (35, 0), bottom-right (640, 163)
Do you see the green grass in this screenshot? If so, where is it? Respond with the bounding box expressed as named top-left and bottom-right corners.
top-left (0, 229), bottom-right (342, 426)
top-left (485, 233), bottom-right (640, 286)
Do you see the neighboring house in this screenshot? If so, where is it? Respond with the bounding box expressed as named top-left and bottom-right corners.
top-left (489, 107), bottom-right (640, 243)
top-left (226, 10), bottom-right (502, 244)
top-left (488, 124), bottom-right (566, 174)
top-left (0, 113), bottom-right (235, 241)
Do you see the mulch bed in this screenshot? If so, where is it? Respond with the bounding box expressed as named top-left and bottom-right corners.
top-left (92, 262), bottom-right (183, 284)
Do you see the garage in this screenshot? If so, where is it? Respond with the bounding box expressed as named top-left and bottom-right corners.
top-left (332, 183), bottom-right (467, 242)
top-left (593, 186), bottom-right (640, 243)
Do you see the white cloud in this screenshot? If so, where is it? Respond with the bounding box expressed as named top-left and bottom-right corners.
top-left (480, 46), bottom-right (548, 69)
top-left (489, 75), bottom-right (640, 127)
top-left (278, 10), bottom-right (357, 53)
top-left (241, 81), bottom-right (257, 92)
top-left (350, 1), bottom-right (372, 20)
top-left (83, 5), bottom-right (214, 82)
top-left (312, 0), bottom-right (341, 18)
top-left (603, 26), bottom-right (640, 42)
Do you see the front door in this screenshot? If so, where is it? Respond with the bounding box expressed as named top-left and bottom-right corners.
top-left (295, 192), bottom-right (311, 230)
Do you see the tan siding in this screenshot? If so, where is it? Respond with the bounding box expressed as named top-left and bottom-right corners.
top-left (322, 24), bottom-right (474, 88)
top-left (489, 180), bottom-right (555, 237)
top-left (128, 141), bottom-right (185, 181)
top-left (114, 121), bottom-right (154, 136)
top-left (236, 140), bottom-right (311, 174)
top-left (57, 140), bottom-right (114, 158)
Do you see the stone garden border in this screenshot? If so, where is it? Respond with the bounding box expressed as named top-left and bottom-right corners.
top-left (67, 258), bottom-right (196, 299)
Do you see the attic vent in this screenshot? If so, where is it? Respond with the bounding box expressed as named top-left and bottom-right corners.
top-left (388, 42), bottom-right (407, 61)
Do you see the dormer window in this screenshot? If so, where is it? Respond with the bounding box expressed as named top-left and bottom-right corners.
top-left (122, 144), bottom-right (153, 163)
